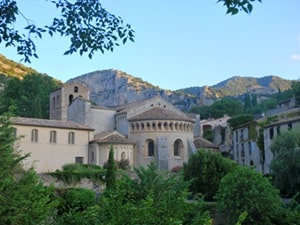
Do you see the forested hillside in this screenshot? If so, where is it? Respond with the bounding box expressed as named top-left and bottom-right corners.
top-left (0, 54), bottom-right (38, 79)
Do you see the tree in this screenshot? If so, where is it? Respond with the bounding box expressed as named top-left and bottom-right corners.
top-left (0, 73), bottom-right (60, 118)
top-left (0, 116), bottom-right (57, 224)
top-left (216, 166), bottom-right (283, 225)
top-left (105, 145), bottom-right (116, 190)
top-left (270, 128), bottom-right (300, 197)
top-left (0, 0), bottom-right (135, 63)
top-left (98, 162), bottom-right (213, 225)
top-left (227, 114), bottom-right (254, 128)
top-left (183, 149), bottom-right (237, 201)
top-left (190, 97), bottom-right (244, 120)
top-left (0, 0), bottom-right (261, 63)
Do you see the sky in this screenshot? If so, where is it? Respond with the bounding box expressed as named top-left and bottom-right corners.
top-left (1, 0), bottom-right (300, 90)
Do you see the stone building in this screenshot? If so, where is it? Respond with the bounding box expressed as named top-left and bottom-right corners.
top-left (231, 108), bottom-right (300, 175)
top-left (65, 83), bottom-right (196, 171)
top-left (12, 81), bottom-right (198, 173)
top-left (263, 116), bottom-right (300, 174)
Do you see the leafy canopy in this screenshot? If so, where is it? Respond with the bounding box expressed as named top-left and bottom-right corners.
top-left (0, 0), bottom-right (262, 62)
top-left (0, 0), bottom-right (135, 63)
top-left (0, 116), bottom-right (58, 224)
top-left (270, 128), bottom-right (300, 197)
top-left (216, 166), bottom-right (282, 225)
top-left (183, 149), bottom-right (237, 201)
top-left (0, 73), bottom-right (61, 118)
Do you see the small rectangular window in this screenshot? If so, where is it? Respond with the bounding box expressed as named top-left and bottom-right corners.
top-left (269, 128), bottom-right (274, 140)
top-left (75, 156), bottom-right (83, 164)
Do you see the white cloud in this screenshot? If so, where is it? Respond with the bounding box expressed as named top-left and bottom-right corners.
top-left (291, 54), bottom-right (300, 61)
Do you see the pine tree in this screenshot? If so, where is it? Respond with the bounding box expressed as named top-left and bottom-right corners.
top-left (0, 116), bottom-right (57, 224)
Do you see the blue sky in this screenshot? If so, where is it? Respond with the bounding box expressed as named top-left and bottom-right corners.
top-left (1, 0), bottom-right (300, 90)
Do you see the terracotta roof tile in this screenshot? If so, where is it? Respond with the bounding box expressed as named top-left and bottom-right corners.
top-left (129, 107), bottom-right (194, 122)
top-left (93, 131), bottom-right (135, 144)
top-left (194, 136), bottom-right (219, 150)
top-left (11, 117), bottom-right (94, 131)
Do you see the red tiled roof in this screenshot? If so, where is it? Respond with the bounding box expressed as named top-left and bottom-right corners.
top-left (93, 131), bottom-right (135, 144)
top-left (11, 117), bottom-right (94, 131)
top-left (129, 107), bottom-right (194, 122)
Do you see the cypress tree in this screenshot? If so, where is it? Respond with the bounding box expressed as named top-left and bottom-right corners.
top-left (105, 145), bottom-right (116, 189)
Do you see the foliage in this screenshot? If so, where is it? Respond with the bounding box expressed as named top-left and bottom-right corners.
top-left (56, 188), bottom-right (96, 214)
top-left (291, 80), bottom-right (300, 106)
top-left (0, 73), bottom-right (61, 118)
top-left (216, 166), bottom-right (283, 225)
top-left (217, 0), bottom-right (262, 15)
top-left (96, 162), bottom-right (213, 225)
top-left (270, 128), bottom-right (300, 197)
top-left (105, 145), bottom-right (116, 190)
top-left (190, 97), bottom-right (244, 119)
top-left (0, 116), bottom-right (58, 224)
top-left (0, 0), bottom-right (134, 62)
top-left (227, 114), bottom-right (254, 128)
top-left (203, 129), bottom-right (213, 142)
top-left (183, 149), bottom-right (237, 201)
top-left (49, 163), bottom-right (105, 184)
top-left (103, 158), bottom-right (131, 170)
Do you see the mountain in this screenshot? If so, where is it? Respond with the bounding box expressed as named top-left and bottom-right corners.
top-left (68, 70), bottom-right (293, 111)
top-left (0, 54), bottom-right (294, 112)
top-left (67, 70), bottom-right (198, 111)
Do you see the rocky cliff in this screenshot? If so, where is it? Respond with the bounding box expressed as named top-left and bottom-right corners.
top-left (68, 70), bottom-right (293, 112)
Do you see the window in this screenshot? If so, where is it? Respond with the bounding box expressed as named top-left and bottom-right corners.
top-left (121, 151), bottom-right (126, 160)
top-left (174, 139), bottom-right (183, 157)
top-left (69, 94), bottom-right (74, 105)
top-left (75, 156), bottom-right (84, 164)
top-left (269, 127), bottom-right (274, 140)
top-left (147, 140), bottom-right (155, 157)
top-left (31, 129), bottom-right (38, 142)
top-left (74, 86), bottom-right (78, 93)
top-left (277, 126), bottom-right (281, 135)
top-left (50, 130), bottom-right (57, 144)
top-left (68, 132), bottom-right (75, 144)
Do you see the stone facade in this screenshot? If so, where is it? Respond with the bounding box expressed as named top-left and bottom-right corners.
top-left (50, 82), bottom-right (89, 121)
top-left (14, 81), bottom-right (198, 172)
top-left (65, 82), bottom-right (197, 170)
top-left (232, 108), bottom-right (300, 175)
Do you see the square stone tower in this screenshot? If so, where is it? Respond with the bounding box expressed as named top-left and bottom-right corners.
top-left (49, 82), bottom-right (89, 121)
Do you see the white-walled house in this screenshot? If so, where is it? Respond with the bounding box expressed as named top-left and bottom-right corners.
top-left (11, 117), bottom-right (94, 172)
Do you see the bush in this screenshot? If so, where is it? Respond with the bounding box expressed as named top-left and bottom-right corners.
top-left (183, 149), bottom-right (236, 201)
top-left (56, 188), bottom-right (96, 214)
top-left (216, 166), bottom-right (283, 225)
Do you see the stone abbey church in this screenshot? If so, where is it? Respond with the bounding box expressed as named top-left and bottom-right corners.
top-left (13, 81), bottom-right (201, 173)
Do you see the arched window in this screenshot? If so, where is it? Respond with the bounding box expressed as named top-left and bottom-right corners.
top-left (121, 151), bottom-right (126, 160)
top-left (50, 130), bottom-right (57, 144)
top-left (74, 86), bottom-right (78, 93)
top-left (68, 131), bottom-right (75, 144)
top-left (69, 94), bottom-right (74, 105)
top-left (31, 129), bottom-right (38, 142)
top-left (174, 139), bottom-right (183, 157)
top-left (147, 139), bottom-right (155, 157)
